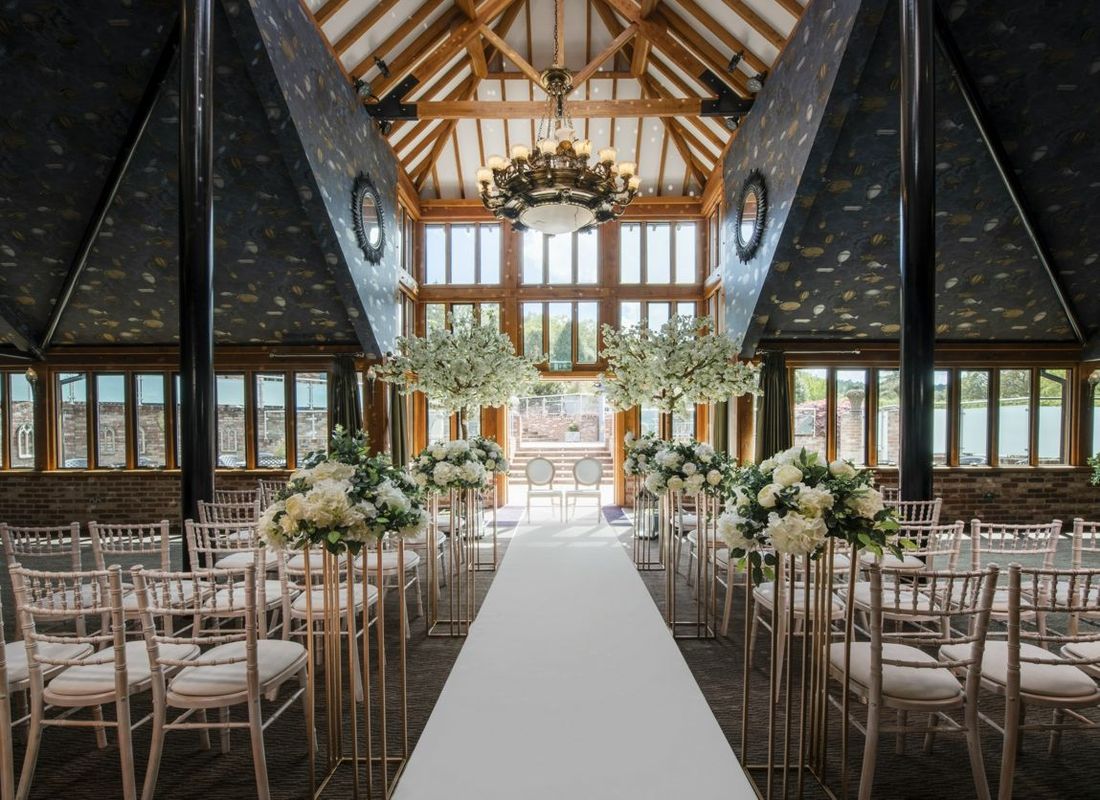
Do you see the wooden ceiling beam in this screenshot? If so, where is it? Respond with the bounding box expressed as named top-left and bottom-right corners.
top-left (486, 70), bottom-right (636, 81)
top-left (337, 0), bottom-right (440, 58)
top-left (652, 7), bottom-right (751, 96)
top-left (573, 24), bottom-right (637, 86)
top-left (644, 63), bottom-right (726, 150)
top-left (773, 0), bottom-right (806, 22)
top-left (718, 0), bottom-right (786, 50)
top-left (639, 76), bottom-right (708, 186)
top-left (479, 25), bottom-right (542, 85)
top-left (629, 0), bottom-right (659, 77)
top-left (675, 0), bottom-right (768, 75)
top-left (455, 0), bottom-right (489, 78)
top-left (414, 96), bottom-right (709, 118)
top-left (314, 0), bottom-right (355, 27)
top-left (356, 6), bottom-right (463, 84)
top-left (332, 0), bottom-right (407, 55)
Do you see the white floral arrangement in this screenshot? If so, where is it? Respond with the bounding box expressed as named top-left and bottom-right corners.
top-left (409, 439), bottom-right (495, 494)
top-left (599, 315), bottom-right (760, 415)
top-left (259, 428), bottom-right (428, 555)
top-left (641, 439), bottom-right (733, 497)
top-left (717, 447), bottom-right (901, 580)
top-left (623, 431), bottom-right (664, 477)
top-left (469, 435), bottom-right (508, 478)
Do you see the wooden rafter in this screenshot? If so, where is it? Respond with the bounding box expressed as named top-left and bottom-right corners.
top-left (480, 25), bottom-right (542, 85)
top-left (646, 59), bottom-right (727, 151)
top-left (640, 77), bottom-right (707, 186)
top-left (330, 0), bottom-right (407, 54)
top-left (718, 0), bottom-right (787, 50)
top-left (675, 0), bottom-right (769, 75)
top-left (337, 0), bottom-right (441, 58)
top-left (413, 97), bottom-right (712, 119)
top-left (652, 6), bottom-right (752, 95)
top-left (629, 0), bottom-right (659, 77)
top-left (399, 77), bottom-right (477, 161)
top-left (773, 0), bottom-right (806, 21)
top-left (314, 0), bottom-right (355, 26)
top-left (357, 7), bottom-right (463, 84)
top-left (573, 24), bottom-right (637, 86)
top-left (455, 0), bottom-right (489, 78)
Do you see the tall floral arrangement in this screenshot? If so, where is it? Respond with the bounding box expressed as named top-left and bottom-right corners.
top-left (599, 316), bottom-right (759, 414)
top-left (469, 435), bottom-right (508, 479)
top-left (623, 431), bottom-right (663, 477)
top-left (409, 439), bottom-right (493, 494)
top-left (259, 428), bottom-right (428, 555)
top-left (371, 318), bottom-right (540, 436)
top-left (642, 439), bottom-right (733, 497)
top-left (717, 447), bottom-right (900, 581)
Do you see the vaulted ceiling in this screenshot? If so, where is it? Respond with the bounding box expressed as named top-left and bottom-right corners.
top-left (303, 0), bottom-right (806, 199)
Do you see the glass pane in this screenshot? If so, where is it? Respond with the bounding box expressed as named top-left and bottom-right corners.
top-left (451, 303), bottom-right (474, 328)
top-left (576, 302), bottom-right (598, 364)
top-left (464, 407), bottom-right (481, 438)
top-left (58, 372), bottom-right (88, 469)
top-left (522, 230), bottom-right (543, 284)
top-left (95, 374), bottom-right (126, 468)
top-left (425, 303), bottom-right (446, 334)
top-left (479, 303), bottom-right (500, 330)
top-left (646, 223), bottom-right (671, 283)
top-left (547, 234), bottom-right (572, 284)
top-left (876, 370), bottom-right (899, 466)
top-left (424, 225), bottom-right (446, 284)
top-left (295, 372), bottom-right (328, 463)
top-left (676, 301), bottom-right (696, 319)
top-left (998, 369), bottom-right (1031, 465)
top-left (548, 302), bottom-right (573, 370)
top-left (959, 370), bottom-right (989, 465)
top-left (672, 406), bottom-right (696, 441)
top-left (0, 377), bottom-right (5, 468)
top-left (216, 375), bottom-right (246, 469)
top-left (620, 301), bottom-right (642, 329)
top-left (620, 223), bottom-right (641, 283)
top-left (480, 224), bottom-right (501, 284)
top-left (674, 222), bottom-right (697, 284)
top-left (135, 374), bottom-right (166, 468)
top-left (427, 401), bottom-right (450, 443)
top-left (576, 229), bottom-right (598, 283)
top-left (10, 372), bottom-right (34, 468)
top-left (640, 405), bottom-right (660, 435)
top-left (255, 374), bottom-right (287, 468)
top-left (835, 369), bottom-right (866, 465)
top-left (1094, 384), bottom-right (1100, 458)
top-left (523, 302), bottom-right (544, 360)
top-left (647, 302), bottom-right (670, 332)
top-left (174, 374), bottom-right (181, 468)
top-left (450, 224), bottom-right (476, 284)
top-left (793, 368), bottom-right (827, 457)
top-left (933, 370), bottom-right (949, 465)
top-left (1038, 369), bottom-right (1068, 464)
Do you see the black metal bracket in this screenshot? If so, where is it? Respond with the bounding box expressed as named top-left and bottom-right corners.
top-left (364, 75), bottom-right (420, 121)
top-left (698, 70), bottom-right (754, 117)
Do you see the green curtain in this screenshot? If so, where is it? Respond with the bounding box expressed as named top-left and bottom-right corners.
top-left (713, 400), bottom-right (729, 455)
top-left (389, 382), bottom-right (409, 467)
top-left (755, 351), bottom-right (792, 462)
top-left (329, 355), bottom-right (362, 436)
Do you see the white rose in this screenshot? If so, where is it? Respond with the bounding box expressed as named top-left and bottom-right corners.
top-left (759, 458), bottom-right (777, 473)
top-left (706, 469), bottom-right (722, 486)
top-left (757, 483), bottom-right (781, 509)
top-left (732, 486), bottom-right (750, 508)
top-left (829, 459), bottom-right (857, 478)
top-left (485, 459), bottom-right (496, 470)
top-left (773, 464), bottom-right (803, 487)
top-left (431, 446), bottom-right (446, 460)
top-left (376, 480), bottom-right (411, 513)
top-left (778, 446), bottom-right (804, 465)
top-left (766, 511), bottom-right (828, 556)
top-left (682, 462), bottom-right (697, 476)
top-left (695, 443), bottom-right (715, 461)
top-left (684, 475), bottom-right (705, 495)
top-left (667, 476), bottom-right (685, 492)
top-left (357, 500), bottom-right (378, 519)
top-left (717, 511), bottom-right (755, 551)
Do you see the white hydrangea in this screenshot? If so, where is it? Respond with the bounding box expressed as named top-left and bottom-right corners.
top-left (667, 476), bottom-right (685, 492)
top-left (694, 443), bottom-right (715, 461)
top-left (644, 472), bottom-right (666, 494)
top-left (684, 474), bottom-right (705, 495)
top-left (655, 448), bottom-right (682, 468)
top-left (376, 480), bottom-right (411, 513)
top-left (766, 511), bottom-right (828, 556)
top-left (759, 458), bottom-right (777, 473)
top-left (682, 462), bottom-right (697, 476)
top-left (794, 483), bottom-right (834, 518)
top-left (706, 469), bottom-right (723, 486)
top-left (717, 510), bottom-right (757, 551)
top-left (846, 486), bottom-right (884, 519)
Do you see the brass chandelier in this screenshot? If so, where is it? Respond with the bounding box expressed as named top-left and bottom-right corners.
top-left (476, 7), bottom-right (640, 235)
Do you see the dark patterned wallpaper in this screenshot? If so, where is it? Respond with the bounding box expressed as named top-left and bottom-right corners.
top-left (720, 0), bottom-right (876, 356)
top-left (226, 0), bottom-right (404, 357)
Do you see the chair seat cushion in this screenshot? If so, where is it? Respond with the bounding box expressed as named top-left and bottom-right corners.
top-left (1061, 641), bottom-right (1100, 676)
top-left (859, 551), bottom-right (927, 571)
top-left (526, 490), bottom-right (563, 498)
top-left (169, 640), bottom-right (306, 698)
top-left (47, 640), bottom-right (199, 697)
top-left (831, 642), bottom-right (963, 702)
top-left (285, 552), bottom-right (346, 572)
top-left (207, 580), bottom-right (286, 612)
top-left (214, 550), bottom-right (279, 570)
top-left (941, 641), bottom-right (1098, 699)
top-left (673, 513), bottom-right (698, 530)
top-left (851, 582), bottom-right (937, 615)
top-left (291, 583), bottom-right (379, 614)
top-left (355, 550), bottom-right (421, 573)
top-left (5, 641), bottom-right (94, 687)
top-left (754, 582), bottom-right (844, 616)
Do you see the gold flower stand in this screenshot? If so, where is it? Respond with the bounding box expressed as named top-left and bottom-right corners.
top-left (425, 488), bottom-right (483, 637)
top-left (301, 538), bottom-right (409, 798)
top-left (661, 491), bottom-right (720, 639)
top-left (632, 487), bottom-right (663, 571)
top-left (472, 486), bottom-right (498, 572)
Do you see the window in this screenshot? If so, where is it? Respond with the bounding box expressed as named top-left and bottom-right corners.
top-left (646, 224), bottom-right (671, 283)
top-left (95, 374), bottom-right (126, 468)
top-left (57, 372), bottom-right (88, 469)
top-left (523, 302), bottom-right (602, 369)
top-left (707, 208), bottom-right (720, 275)
top-left (548, 302), bottom-right (573, 371)
top-left (296, 372), bottom-right (328, 461)
top-left (576, 302), bottom-right (598, 364)
top-left (523, 302), bottom-right (544, 360)
top-left (255, 374), bottom-right (287, 468)
top-left (933, 370), bottom-right (949, 465)
top-left (9, 372), bottom-right (34, 468)
top-left (451, 303), bottom-right (474, 328)
top-left (648, 302), bottom-right (670, 332)
top-left (427, 400), bottom-right (450, 443)
top-left (876, 370), bottom-right (900, 466)
top-left (1037, 369), bottom-right (1068, 465)
top-left (425, 303), bottom-right (446, 334)
top-left (998, 369), bottom-right (1031, 465)
top-left (620, 301), bottom-right (641, 328)
top-left (620, 224), bottom-right (641, 283)
top-left (959, 370), bottom-right (989, 465)
top-left (480, 302), bottom-right (500, 330)
top-left (522, 230), bottom-right (599, 285)
top-left (621, 222), bottom-right (699, 284)
top-left (672, 406), bottom-right (696, 441)
top-left (216, 374), bottom-right (246, 469)
top-left (640, 404), bottom-right (660, 436)
top-left (835, 369), bottom-right (866, 465)
top-left (676, 301), bottom-right (696, 319)
top-left (1092, 381), bottom-right (1100, 458)
top-left (397, 203), bottom-right (415, 276)
top-left (135, 374), bottom-right (166, 468)
top-left (674, 222), bottom-right (697, 284)
top-left (793, 368), bottom-right (827, 456)
top-left (423, 223), bottom-right (502, 286)
top-left (426, 302), bottom-right (498, 332)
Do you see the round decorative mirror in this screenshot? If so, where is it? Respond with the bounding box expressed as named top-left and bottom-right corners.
top-left (735, 170), bottom-right (767, 262)
top-left (352, 173), bottom-right (384, 263)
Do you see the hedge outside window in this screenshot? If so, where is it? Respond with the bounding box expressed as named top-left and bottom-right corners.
top-left (522, 301), bottom-right (600, 370)
top-left (425, 302), bottom-right (500, 334)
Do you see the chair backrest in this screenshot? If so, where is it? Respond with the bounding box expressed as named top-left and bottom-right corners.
top-left (0, 523), bottom-right (82, 573)
top-left (184, 519), bottom-right (258, 567)
top-left (131, 565), bottom-right (257, 702)
top-left (887, 498), bottom-right (942, 526)
top-left (970, 519), bottom-right (1061, 569)
top-left (88, 520), bottom-right (171, 573)
top-left (572, 457), bottom-right (603, 488)
top-left (896, 520), bottom-right (966, 572)
top-left (525, 457), bottom-right (556, 487)
top-left (9, 565), bottom-right (127, 694)
top-left (197, 499), bottom-right (259, 525)
top-left (258, 479), bottom-right (285, 510)
top-left (1071, 519), bottom-right (1100, 567)
top-left (880, 485), bottom-right (900, 502)
top-left (860, 564), bottom-right (999, 703)
top-left (0, 587), bottom-right (10, 800)
top-left (213, 488), bottom-right (260, 505)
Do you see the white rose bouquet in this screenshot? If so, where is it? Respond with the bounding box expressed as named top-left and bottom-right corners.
top-left (260, 427), bottom-right (428, 555)
top-left (642, 439), bottom-right (733, 497)
top-left (623, 431), bottom-right (663, 477)
top-left (718, 447), bottom-right (901, 581)
top-left (469, 435), bottom-right (508, 478)
top-left (409, 438), bottom-right (493, 494)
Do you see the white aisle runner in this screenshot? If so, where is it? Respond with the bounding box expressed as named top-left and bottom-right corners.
top-left (394, 517), bottom-right (756, 799)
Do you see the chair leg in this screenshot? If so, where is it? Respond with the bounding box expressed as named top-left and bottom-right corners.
top-left (116, 695), bottom-right (137, 800)
top-left (196, 708), bottom-right (211, 750)
top-left (965, 700), bottom-right (991, 800)
top-left (140, 705), bottom-right (166, 800)
top-left (1049, 708), bottom-right (1064, 756)
top-left (15, 704), bottom-right (43, 800)
top-left (247, 696), bottom-right (270, 800)
top-left (220, 706), bottom-right (232, 754)
top-left (999, 696), bottom-right (1021, 800)
top-left (91, 704), bottom-right (109, 748)
top-left (895, 709), bottom-right (908, 754)
top-left (857, 696), bottom-right (880, 800)
top-left (923, 711), bottom-right (940, 754)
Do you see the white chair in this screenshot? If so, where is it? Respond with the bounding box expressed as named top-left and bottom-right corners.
top-left (257, 479), bottom-right (284, 510)
top-left (564, 457), bottom-right (603, 521)
top-left (197, 499), bottom-right (260, 526)
top-left (524, 457), bottom-right (563, 521)
top-left (11, 564), bottom-right (199, 800)
top-left (354, 541), bottom-right (424, 639)
top-left (858, 520), bottom-right (965, 575)
top-left (2, 523), bottom-right (88, 635)
top-left (212, 488), bottom-right (261, 506)
top-left (831, 564), bottom-right (999, 800)
top-left (132, 564), bottom-right (310, 800)
top-left (887, 498), bottom-right (943, 526)
top-left (1064, 519), bottom-right (1100, 634)
top-left (0, 591), bottom-right (20, 800)
top-left (969, 519), bottom-right (1062, 633)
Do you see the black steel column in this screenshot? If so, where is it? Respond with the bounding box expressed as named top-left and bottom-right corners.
top-left (179, 0), bottom-right (215, 567)
top-left (898, 0), bottom-right (935, 502)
